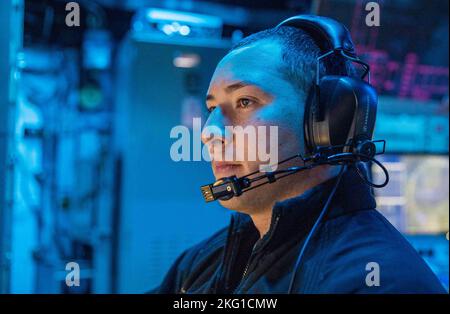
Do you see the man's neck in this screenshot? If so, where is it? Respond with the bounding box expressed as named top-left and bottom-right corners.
top-left (249, 165), bottom-right (340, 238)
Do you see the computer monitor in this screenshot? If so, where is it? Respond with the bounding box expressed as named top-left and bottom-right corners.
top-left (372, 154), bottom-right (449, 234)
top-left (372, 154), bottom-right (449, 290)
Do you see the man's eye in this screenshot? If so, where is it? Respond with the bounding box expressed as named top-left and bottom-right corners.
top-left (237, 98), bottom-right (255, 109)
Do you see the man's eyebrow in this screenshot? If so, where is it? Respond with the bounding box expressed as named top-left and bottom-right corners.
top-left (224, 81), bottom-right (252, 93)
top-left (206, 81), bottom-right (263, 102)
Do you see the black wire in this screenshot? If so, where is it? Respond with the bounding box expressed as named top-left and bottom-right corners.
top-left (243, 165), bottom-right (314, 193)
top-left (242, 154), bottom-right (304, 179)
top-left (326, 152), bottom-right (389, 188)
top-left (340, 50), bottom-right (371, 82)
top-left (355, 158), bottom-right (389, 188)
top-left (239, 152), bottom-right (389, 193)
top-left (287, 165), bottom-right (347, 294)
top-left (248, 164), bottom-right (312, 183)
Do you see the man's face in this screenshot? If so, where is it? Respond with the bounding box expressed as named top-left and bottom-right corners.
top-left (201, 39), bottom-right (307, 213)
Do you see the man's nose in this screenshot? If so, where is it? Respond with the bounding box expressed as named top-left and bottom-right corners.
top-left (201, 107), bottom-right (230, 146)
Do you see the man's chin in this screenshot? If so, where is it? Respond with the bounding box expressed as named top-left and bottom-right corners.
top-left (217, 190), bottom-right (262, 215)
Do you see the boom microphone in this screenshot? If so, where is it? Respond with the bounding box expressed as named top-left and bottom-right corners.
top-left (200, 140), bottom-right (389, 203)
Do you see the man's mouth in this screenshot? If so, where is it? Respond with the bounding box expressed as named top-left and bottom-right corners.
top-left (212, 162), bottom-right (243, 177)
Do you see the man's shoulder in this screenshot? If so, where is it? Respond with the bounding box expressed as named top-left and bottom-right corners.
top-left (325, 207), bottom-right (409, 244)
top-left (317, 208), bottom-right (446, 293)
top-left (322, 208), bottom-right (420, 267)
top-left (193, 225), bottom-right (229, 253)
top-left (149, 225), bottom-right (229, 293)
top-left (179, 225), bottom-right (229, 268)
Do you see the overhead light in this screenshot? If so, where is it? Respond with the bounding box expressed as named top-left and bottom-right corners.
top-left (162, 24), bottom-right (175, 35)
top-left (146, 9), bottom-right (222, 27)
top-left (132, 8), bottom-right (223, 40)
top-left (179, 25), bottom-right (191, 36)
top-left (173, 53), bottom-right (201, 68)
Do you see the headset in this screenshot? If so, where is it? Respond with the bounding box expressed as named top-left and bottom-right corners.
top-left (281, 15), bottom-right (378, 159)
top-left (199, 15), bottom-right (390, 293)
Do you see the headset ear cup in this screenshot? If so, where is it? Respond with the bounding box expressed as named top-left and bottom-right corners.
top-left (317, 76), bottom-right (377, 153)
top-left (319, 76), bottom-right (356, 151)
top-left (303, 85), bottom-right (316, 155)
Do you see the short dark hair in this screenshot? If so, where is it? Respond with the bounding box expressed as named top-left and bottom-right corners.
top-left (230, 25), bottom-right (356, 96)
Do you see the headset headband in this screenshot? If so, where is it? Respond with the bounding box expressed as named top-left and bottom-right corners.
top-left (277, 14), bottom-right (356, 57)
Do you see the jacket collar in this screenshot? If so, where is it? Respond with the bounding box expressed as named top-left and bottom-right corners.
top-left (230, 165), bottom-right (377, 252)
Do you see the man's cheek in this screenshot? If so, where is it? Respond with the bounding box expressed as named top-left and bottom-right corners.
top-left (277, 126), bottom-right (302, 157)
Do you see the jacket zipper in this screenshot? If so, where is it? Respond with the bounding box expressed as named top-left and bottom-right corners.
top-left (234, 214), bottom-right (281, 293)
top-left (240, 242), bottom-right (258, 282)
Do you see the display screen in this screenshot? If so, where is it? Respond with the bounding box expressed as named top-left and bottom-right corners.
top-left (373, 154), bottom-right (449, 234)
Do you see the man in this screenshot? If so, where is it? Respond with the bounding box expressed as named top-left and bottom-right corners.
top-left (151, 18), bottom-right (446, 294)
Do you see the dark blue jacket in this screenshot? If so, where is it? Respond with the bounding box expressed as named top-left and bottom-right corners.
top-left (151, 167), bottom-right (447, 294)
